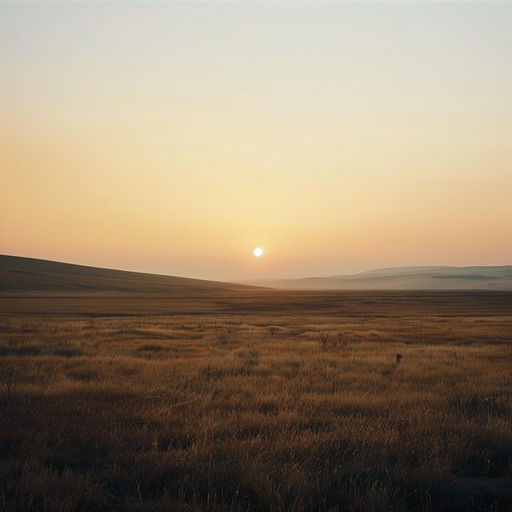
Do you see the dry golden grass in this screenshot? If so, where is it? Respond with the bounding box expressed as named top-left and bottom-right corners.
top-left (1, 291), bottom-right (512, 511)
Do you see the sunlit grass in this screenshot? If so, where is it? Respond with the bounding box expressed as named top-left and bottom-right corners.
top-left (1, 297), bottom-right (511, 511)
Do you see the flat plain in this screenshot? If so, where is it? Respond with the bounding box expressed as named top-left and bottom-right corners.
top-left (1, 289), bottom-right (512, 511)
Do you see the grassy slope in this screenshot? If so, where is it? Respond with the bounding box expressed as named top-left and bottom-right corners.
top-left (0, 255), bottom-right (255, 294)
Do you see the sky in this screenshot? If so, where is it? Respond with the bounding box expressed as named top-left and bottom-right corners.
top-left (1, 1), bottom-right (511, 281)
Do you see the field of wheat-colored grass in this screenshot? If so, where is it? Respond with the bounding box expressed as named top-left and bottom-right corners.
top-left (1, 291), bottom-right (511, 511)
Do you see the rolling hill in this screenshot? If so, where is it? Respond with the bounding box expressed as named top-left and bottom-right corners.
top-left (0, 255), bottom-right (256, 294)
top-left (264, 266), bottom-right (512, 290)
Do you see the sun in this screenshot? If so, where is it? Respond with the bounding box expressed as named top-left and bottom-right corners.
top-left (253, 247), bottom-right (263, 258)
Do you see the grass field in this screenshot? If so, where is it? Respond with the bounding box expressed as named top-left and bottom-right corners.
top-left (1, 290), bottom-right (512, 511)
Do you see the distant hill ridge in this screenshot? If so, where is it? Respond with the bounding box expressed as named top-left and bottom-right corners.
top-left (265, 265), bottom-right (512, 290)
top-left (0, 255), bottom-right (255, 293)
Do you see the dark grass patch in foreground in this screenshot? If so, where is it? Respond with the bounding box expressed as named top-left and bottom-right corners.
top-left (1, 291), bottom-right (512, 511)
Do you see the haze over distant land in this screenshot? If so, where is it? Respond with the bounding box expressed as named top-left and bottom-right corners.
top-left (261, 266), bottom-right (512, 291)
top-left (1, 2), bottom-right (511, 280)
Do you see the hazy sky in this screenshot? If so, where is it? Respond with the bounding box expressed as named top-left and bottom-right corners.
top-left (1, 1), bottom-right (511, 281)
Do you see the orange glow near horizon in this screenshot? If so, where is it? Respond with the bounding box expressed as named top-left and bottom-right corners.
top-left (1, 2), bottom-right (511, 281)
